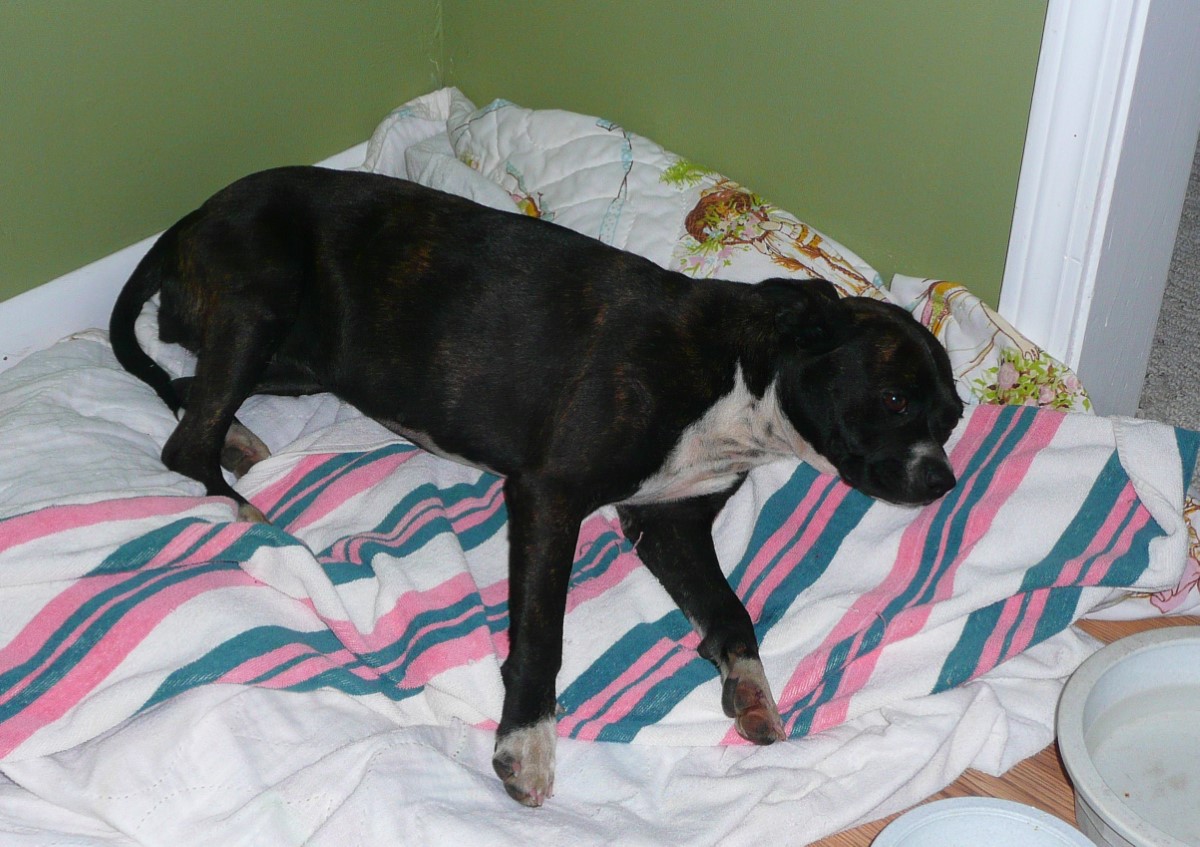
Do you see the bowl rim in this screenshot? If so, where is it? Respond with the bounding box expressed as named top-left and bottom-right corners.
top-left (873, 796), bottom-right (1094, 846)
top-left (1057, 625), bottom-right (1200, 847)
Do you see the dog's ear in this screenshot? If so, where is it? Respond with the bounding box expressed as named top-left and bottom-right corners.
top-left (756, 278), bottom-right (846, 354)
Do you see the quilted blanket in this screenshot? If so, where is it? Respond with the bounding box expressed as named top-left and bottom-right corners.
top-left (0, 87), bottom-right (1197, 845)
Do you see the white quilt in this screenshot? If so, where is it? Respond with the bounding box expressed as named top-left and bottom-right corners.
top-left (0, 88), bottom-right (1197, 846)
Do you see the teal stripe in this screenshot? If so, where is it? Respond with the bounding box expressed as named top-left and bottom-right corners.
top-left (145, 591), bottom-right (494, 709)
top-left (268, 446), bottom-right (418, 527)
top-left (146, 524), bottom-right (632, 712)
top-left (0, 561), bottom-right (243, 722)
top-left (1029, 585), bottom-right (1085, 648)
top-left (726, 464), bottom-right (826, 588)
top-left (934, 447), bottom-right (1168, 693)
top-left (142, 626), bottom-right (412, 708)
top-left (785, 406), bottom-right (1038, 735)
top-left (560, 466), bottom-right (872, 742)
top-left (558, 612), bottom-right (697, 740)
top-left (1018, 453), bottom-right (1130, 590)
top-left (339, 594), bottom-right (490, 675)
top-left (89, 518), bottom-right (218, 575)
top-left (750, 478), bottom-right (874, 636)
top-left (595, 658), bottom-right (714, 743)
top-left (1, 517), bottom-right (295, 718)
top-left (93, 519), bottom-right (296, 577)
top-left (573, 529), bottom-right (626, 583)
top-left (936, 602), bottom-right (1006, 691)
top-left (1176, 426), bottom-right (1200, 492)
top-left (266, 452), bottom-right (369, 526)
top-left (318, 475), bottom-right (505, 585)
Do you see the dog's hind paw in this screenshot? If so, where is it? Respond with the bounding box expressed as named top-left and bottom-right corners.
top-left (221, 421), bottom-right (271, 478)
top-left (237, 502), bottom-right (270, 524)
top-left (493, 718), bottom-right (556, 807)
top-left (722, 657), bottom-right (786, 745)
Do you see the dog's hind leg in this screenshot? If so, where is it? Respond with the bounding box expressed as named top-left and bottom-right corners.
top-left (171, 377), bottom-right (270, 478)
top-left (492, 476), bottom-right (590, 807)
top-left (617, 484), bottom-right (786, 745)
top-left (171, 363), bottom-right (324, 479)
top-left (160, 316), bottom-right (290, 523)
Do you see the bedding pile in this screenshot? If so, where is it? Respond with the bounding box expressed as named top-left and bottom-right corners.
top-left (0, 87), bottom-right (1197, 845)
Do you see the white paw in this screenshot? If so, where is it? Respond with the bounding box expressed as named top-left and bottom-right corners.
top-left (492, 717), bottom-right (557, 806)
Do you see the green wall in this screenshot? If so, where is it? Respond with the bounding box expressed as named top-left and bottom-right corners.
top-left (0, 1), bottom-right (440, 302)
top-left (1, 2), bottom-right (1045, 308)
top-left (443, 0), bottom-right (1047, 306)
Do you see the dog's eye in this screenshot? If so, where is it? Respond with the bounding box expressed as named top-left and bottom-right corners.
top-left (882, 391), bottom-right (908, 414)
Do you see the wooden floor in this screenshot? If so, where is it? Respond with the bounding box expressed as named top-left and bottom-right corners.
top-left (811, 614), bottom-right (1200, 846)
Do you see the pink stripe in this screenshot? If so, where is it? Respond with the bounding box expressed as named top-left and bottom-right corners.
top-left (253, 454), bottom-right (333, 513)
top-left (733, 475), bottom-right (839, 600)
top-left (1068, 484), bottom-right (1144, 586)
top-left (0, 567), bottom-right (257, 757)
top-left (0, 572), bottom-right (137, 686)
top-left (141, 521), bottom-right (248, 569)
top-left (242, 651), bottom-right (351, 690)
top-left (282, 451), bottom-right (419, 532)
top-left (0, 522), bottom-right (254, 705)
top-left (333, 495), bottom-right (446, 563)
top-left (559, 633), bottom-right (700, 740)
top-left (776, 407), bottom-right (1065, 729)
top-left (973, 594), bottom-right (1033, 673)
top-left (270, 448), bottom-right (420, 527)
top-left (326, 479), bottom-right (503, 566)
top-left (478, 577), bottom-right (509, 612)
top-left (317, 572), bottom-right (481, 654)
top-left (220, 608), bottom-right (495, 692)
top-left (447, 483), bottom-right (506, 533)
top-left (1082, 499), bottom-right (1151, 587)
top-left (0, 496), bottom-right (221, 553)
top-left (566, 542), bottom-right (643, 614)
top-left (219, 641), bottom-right (322, 685)
top-left (971, 484), bottom-right (1144, 675)
top-left (391, 628), bottom-right (495, 688)
top-left (445, 478), bottom-right (504, 519)
top-left (743, 483), bottom-right (852, 619)
top-left (371, 602), bottom-right (484, 677)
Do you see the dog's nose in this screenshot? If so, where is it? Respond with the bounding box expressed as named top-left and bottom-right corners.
top-left (921, 459), bottom-right (957, 499)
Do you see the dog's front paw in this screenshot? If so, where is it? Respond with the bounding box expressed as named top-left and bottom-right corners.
top-left (492, 717), bottom-right (556, 807)
top-left (722, 657), bottom-right (786, 745)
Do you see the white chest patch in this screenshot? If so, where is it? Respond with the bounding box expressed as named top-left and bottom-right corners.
top-left (624, 366), bottom-right (834, 505)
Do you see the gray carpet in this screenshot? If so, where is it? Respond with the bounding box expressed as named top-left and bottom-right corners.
top-left (1138, 135), bottom-right (1200, 494)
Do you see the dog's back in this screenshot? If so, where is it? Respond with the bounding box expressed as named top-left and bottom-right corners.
top-left (110, 167), bottom-right (765, 483)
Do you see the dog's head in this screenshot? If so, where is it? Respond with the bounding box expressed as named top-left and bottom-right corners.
top-left (763, 279), bottom-right (963, 506)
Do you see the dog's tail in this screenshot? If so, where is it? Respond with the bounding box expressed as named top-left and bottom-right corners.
top-left (108, 216), bottom-right (193, 414)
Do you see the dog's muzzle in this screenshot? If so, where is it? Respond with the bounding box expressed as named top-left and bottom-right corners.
top-left (839, 446), bottom-right (957, 507)
top-left (912, 454), bottom-right (957, 503)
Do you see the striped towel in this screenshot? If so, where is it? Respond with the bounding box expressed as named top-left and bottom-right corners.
top-left (1, 398), bottom-right (1193, 761)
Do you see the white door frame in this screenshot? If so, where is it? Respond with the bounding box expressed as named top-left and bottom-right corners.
top-left (999, 0), bottom-right (1200, 415)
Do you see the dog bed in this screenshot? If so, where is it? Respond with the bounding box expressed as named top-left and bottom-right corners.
top-left (0, 87), bottom-right (1197, 845)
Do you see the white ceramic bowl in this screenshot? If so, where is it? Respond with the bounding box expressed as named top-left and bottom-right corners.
top-left (1057, 626), bottom-right (1200, 847)
top-left (872, 797), bottom-right (1096, 846)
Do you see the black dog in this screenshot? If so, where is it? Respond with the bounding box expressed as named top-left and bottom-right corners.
top-left (109, 166), bottom-right (963, 806)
